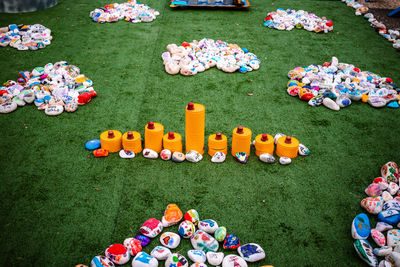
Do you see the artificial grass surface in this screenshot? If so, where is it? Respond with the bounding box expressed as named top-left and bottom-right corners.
top-left (0, 0), bottom-right (400, 265)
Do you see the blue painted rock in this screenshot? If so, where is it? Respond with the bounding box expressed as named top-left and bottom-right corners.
top-left (191, 230), bottom-right (219, 252)
top-left (259, 153), bottom-right (275, 163)
top-left (199, 219), bottom-right (219, 234)
top-left (351, 213), bottom-right (371, 239)
top-left (90, 255), bottom-right (115, 267)
top-left (222, 255), bottom-right (248, 267)
top-left (150, 246), bottom-right (171, 260)
top-left (223, 234), bottom-right (240, 249)
top-left (373, 246), bottom-right (392, 257)
top-left (308, 95), bottom-right (323, 106)
top-left (135, 235), bottom-right (151, 247)
top-left (105, 243), bottom-right (130, 265)
top-left (214, 226), bottom-right (227, 242)
top-left (378, 210), bottom-right (400, 226)
top-left (371, 229), bottom-right (386, 247)
top-left (206, 252), bottom-right (224, 266)
top-left (237, 243), bottom-right (265, 262)
top-left (140, 218), bottom-right (163, 238)
top-left (387, 101), bottom-right (399, 108)
top-left (160, 232), bottom-right (181, 249)
top-left (123, 238), bottom-right (142, 256)
top-left (184, 209), bottom-right (200, 225)
top-left (132, 252), bottom-right (158, 267)
top-left (119, 150), bottom-right (135, 159)
top-left (383, 200), bottom-right (400, 211)
top-left (165, 253), bottom-right (188, 267)
top-left (381, 161), bottom-right (399, 183)
top-left (336, 95), bottom-right (351, 108)
top-left (187, 250), bottom-right (206, 263)
top-left (387, 229), bottom-right (400, 247)
top-left (365, 183), bottom-right (382, 197)
top-left (235, 152), bottom-right (248, 163)
top-left (376, 222), bottom-right (393, 232)
top-left (85, 139), bottom-right (101, 150)
top-left (298, 144), bottom-right (310, 156)
top-left (388, 182), bottom-right (399, 195)
top-left (178, 220), bottom-right (196, 238)
top-left (361, 196), bottom-right (384, 214)
top-left (354, 239), bottom-right (378, 267)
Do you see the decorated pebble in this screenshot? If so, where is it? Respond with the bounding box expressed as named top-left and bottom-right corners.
top-left (388, 182), bottom-right (399, 195)
top-left (178, 220), bottom-right (196, 238)
top-left (186, 150), bottom-right (203, 163)
top-left (237, 243), bottom-right (265, 262)
top-left (365, 183), bottom-right (382, 197)
top-left (382, 191), bottom-right (393, 202)
top-left (188, 250), bottom-right (206, 263)
top-left (387, 229), bottom-right (400, 247)
top-left (131, 252), bottom-right (158, 267)
top-left (373, 246), bottom-right (392, 257)
top-left (361, 196), bottom-right (384, 214)
top-left (105, 244), bottom-right (130, 265)
top-left (165, 253), bottom-right (189, 267)
top-left (85, 139), bottom-right (101, 150)
top-left (172, 152), bottom-right (186, 162)
top-left (150, 246), bottom-right (171, 260)
top-left (190, 263), bottom-right (207, 267)
top-left (354, 239), bottom-right (378, 267)
top-left (376, 222), bottom-right (393, 232)
top-left (259, 153), bottom-right (275, 163)
top-left (45, 105), bottom-right (64, 116)
top-left (160, 232), bottom-right (181, 249)
top-left (378, 260), bottom-right (394, 267)
top-left (223, 234), bottom-right (241, 250)
top-left (93, 149), bottom-right (108, 157)
top-left (198, 220), bottom-right (219, 234)
top-left (382, 162), bottom-right (399, 183)
top-left (119, 150), bottom-right (135, 159)
top-left (143, 148), bottom-right (158, 159)
top-left (222, 255), bottom-right (248, 267)
top-left (123, 238), bottom-right (142, 256)
top-left (323, 98), bottom-right (340, 111)
top-left (298, 144), bottom-right (310, 156)
top-left (214, 226), bottom-right (227, 242)
top-left (206, 252), bottom-right (224, 266)
top-left (160, 149), bottom-right (172, 160)
top-left (279, 157), bottom-right (291, 165)
top-left (378, 210), bottom-right (400, 226)
top-left (90, 255), bottom-right (115, 267)
top-left (383, 200), bottom-right (400, 211)
top-left (371, 229), bottom-right (386, 247)
top-left (162, 203), bottom-right (183, 227)
top-left (135, 235), bottom-right (151, 247)
top-left (351, 213), bottom-right (371, 239)
top-left (374, 177), bottom-right (389, 190)
top-left (235, 152), bottom-right (248, 164)
top-left (184, 209), bottom-right (200, 225)
top-left (140, 218), bottom-right (163, 238)
top-left (191, 230), bottom-right (219, 252)
top-left (211, 152), bottom-right (226, 163)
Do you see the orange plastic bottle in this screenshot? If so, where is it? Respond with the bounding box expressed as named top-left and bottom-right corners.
top-left (100, 130), bottom-right (122, 152)
top-left (254, 133), bottom-right (274, 156)
top-left (122, 131), bottom-right (142, 153)
top-left (231, 126), bottom-right (252, 156)
top-left (276, 136), bottom-right (299, 158)
top-left (144, 121), bottom-right (164, 153)
top-left (163, 132), bottom-right (183, 153)
top-left (208, 132), bottom-right (228, 156)
top-left (185, 102), bottom-right (205, 154)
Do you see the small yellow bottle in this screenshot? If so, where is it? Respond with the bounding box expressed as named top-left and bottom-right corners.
top-left (163, 132), bottom-right (183, 153)
top-left (231, 126), bottom-right (252, 157)
top-left (208, 132), bottom-right (228, 156)
top-left (144, 121), bottom-right (164, 153)
top-left (254, 133), bottom-right (274, 156)
top-left (122, 131), bottom-right (142, 153)
top-left (100, 130), bottom-right (122, 152)
top-left (276, 136), bottom-right (299, 158)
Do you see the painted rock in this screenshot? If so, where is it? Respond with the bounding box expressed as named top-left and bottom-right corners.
top-left (160, 232), bottom-right (181, 249)
top-left (222, 255), bottom-right (248, 267)
top-left (351, 213), bottom-right (371, 239)
top-left (105, 244), bottom-right (130, 265)
top-left (45, 104), bottom-right (64, 116)
top-left (279, 157), bottom-right (291, 165)
top-left (172, 152), bottom-right (186, 163)
top-left (188, 250), bottom-right (206, 263)
top-left (214, 226), bottom-right (227, 242)
top-left (274, 133), bottom-right (285, 144)
top-left (382, 162), bottom-right (399, 183)
top-left (387, 229), bottom-right (400, 247)
top-left (93, 149), bottom-right (108, 157)
top-left (298, 144), bottom-right (310, 156)
top-left (371, 229), bottom-right (386, 247)
top-left (323, 97), bottom-right (340, 111)
top-left (206, 252), bottom-right (224, 266)
top-left (237, 243), bottom-right (265, 262)
top-left (373, 246), bottom-right (392, 257)
top-left (160, 149), bottom-right (172, 160)
top-left (223, 234), bottom-right (241, 249)
top-left (143, 148), bottom-right (158, 159)
top-left (123, 238), bottom-right (142, 256)
top-left (387, 251), bottom-right (400, 266)
top-left (259, 153), bottom-right (275, 163)
top-left (365, 183), bottom-right (382, 197)
top-left (211, 152), bottom-right (226, 163)
top-left (308, 95), bottom-right (323, 106)
top-left (162, 203), bottom-right (183, 227)
top-left (378, 210), bottom-right (400, 226)
top-left (191, 230), bottom-right (219, 252)
top-left (76, 264), bottom-right (88, 267)
top-left (378, 260), bottom-right (394, 267)
top-left (235, 152), bottom-right (248, 163)
top-left (178, 220), bottom-right (196, 238)
top-left (382, 191), bottom-right (394, 202)
top-left (65, 101), bottom-right (78, 112)
top-left (165, 253), bottom-right (189, 267)
top-left (354, 239), bottom-right (378, 267)
top-left (376, 222), bottom-right (393, 232)
top-left (374, 177), bottom-right (389, 190)
top-left (336, 95), bottom-right (352, 108)
top-left (150, 246), bottom-right (171, 260)
top-left (361, 196), bottom-right (384, 214)
top-left (388, 182), bottom-right (399, 195)
top-left (388, 102), bottom-right (400, 108)
top-left (198, 220), bottom-right (218, 234)
top-left (368, 96), bottom-right (386, 108)
top-left (90, 256), bottom-right (115, 267)
top-left (119, 150), bottom-right (135, 159)
top-left (186, 150), bottom-right (203, 163)
top-left (140, 218), bottom-right (163, 238)
top-left (135, 235), bottom-right (151, 247)
top-left (383, 200), bottom-right (400, 211)
top-left (131, 252), bottom-right (158, 267)
top-left (190, 263), bottom-right (207, 267)
top-left (85, 139), bottom-right (101, 150)
top-left (184, 209), bottom-right (200, 225)
top-left (0, 101), bottom-right (17, 113)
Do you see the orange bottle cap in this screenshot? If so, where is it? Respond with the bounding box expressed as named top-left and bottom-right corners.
top-left (187, 102), bottom-right (194, 110)
top-left (284, 136), bottom-right (292, 144)
top-left (147, 121), bottom-right (155, 129)
top-left (237, 126), bottom-right (244, 134)
top-left (215, 133), bottom-right (222, 140)
top-left (127, 131), bottom-right (134, 140)
top-left (261, 134), bottom-right (268, 141)
top-left (108, 131), bottom-right (115, 139)
top-left (168, 132), bottom-right (175, 140)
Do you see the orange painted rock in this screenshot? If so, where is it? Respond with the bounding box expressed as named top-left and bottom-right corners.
top-left (162, 204), bottom-right (183, 227)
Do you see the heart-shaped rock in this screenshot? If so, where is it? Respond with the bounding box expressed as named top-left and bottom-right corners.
top-left (160, 232), bottom-right (181, 249)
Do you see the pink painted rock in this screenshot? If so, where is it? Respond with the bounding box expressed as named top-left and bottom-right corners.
top-left (365, 183), bottom-right (382, 197)
top-left (371, 229), bottom-right (386, 247)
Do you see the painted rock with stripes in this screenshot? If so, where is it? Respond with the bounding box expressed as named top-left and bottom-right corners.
top-left (353, 239), bottom-right (378, 267)
top-left (150, 246), bottom-right (171, 260)
top-left (131, 252), bottom-right (158, 267)
top-left (140, 218), bottom-right (163, 238)
top-left (184, 209), bottom-right (200, 225)
top-left (191, 230), bottom-right (219, 252)
top-left (237, 243), bottom-right (265, 262)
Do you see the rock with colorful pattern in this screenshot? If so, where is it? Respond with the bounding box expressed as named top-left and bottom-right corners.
top-left (135, 235), bottom-right (151, 247)
top-left (365, 183), bottom-right (382, 197)
top-left (351, 213), bottom-right (371, 239)
top-left (178, 220), bottom-right (196, 238)
top-left (198, 220), bottom-right (219, 234)
top-left (186, 150), bottom-right (203, 163)
top-left (187, 250), bottom-right (206, 263)
top-left (387, 251), bottom-right (400, 266)
top-left (140, 218), bottom-right (163, 238)
top-left (354, 239), bottom-right (378, 267)
top-left (214, 226), bottom-right (227, 242)
top-left (235, 152), bottom-right (248, 164)
top-left (378, 259), bottom-right (394, 267)
top-left (388, 182), bottom-right (399, 195)
top-left (190, 263), bottom-right (207, 267)
top-left (383, 200), bottom-right (400, 212)
top-left (165, 253), bottom-right (189, 267)
top-left (123, 238), bottom-right (142, 256)
top-left (191, 230), bottom-right (219, 252)
top-left (119, 150), bottom-right (135, 159)
top-left (184, 209), bottom-right (200, 225)
top-left (105, 244), bottom-right (130, 265)
top-left (382, 191), bottom-right (394, 202)
top-left (90, 255), bottom-right (115, 267)
top-left (371, 229), bottom-right (386, 247)
top-left (223, 234), bottom-right (241, 250)
top-left (387, 229), bottom-right (400, 247)
top-left (162, 203), bottom-right (183, 227)
top-left (206, 252), bottom-right (224, 266)
top-left (382, 162), bottom-right (399, 183)
top-left (131, 252), bottom-right (158, 267)
top-left (160, 232), bottom-right (181, 249)
top-left (237, 243), bottom-right (265, 262)
top-left (374, 177), bottom-right (389, 190)
top-left (361, 196), bottom-right (384, 214)
top-left (222, 255), bottom-right (248, 267)
top-left (378, 210), bottom-right (400, 226)
top-left (373, 246), bottom-right (392, 257)
top-left (150, 246), bottom-right (171, 260)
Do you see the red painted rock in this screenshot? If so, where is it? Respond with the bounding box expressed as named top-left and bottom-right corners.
top-left (140, 218), bottom-right (163, 238)
top-left (184, 209), bottom-right (200, 225)
top-left (365, 183), bottom-right (382, 197)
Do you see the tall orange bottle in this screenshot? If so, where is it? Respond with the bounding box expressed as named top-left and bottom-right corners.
top-left (231, 126), bottom-right (252, 156)
top-left (122, 131), bottom-right (142, 153)
top-left (163, 132), bottom-right (182, 153)
top-left (254, 133), bottom-right (274, 156)
top-left (185, 102), bottom-right (205, 154)
top-left (208, 132), bottom-right (228, 156)
top-left (144, 121), bottom-right (164, 153)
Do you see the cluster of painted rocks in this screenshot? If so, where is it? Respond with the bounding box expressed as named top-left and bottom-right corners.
top-left (162, 38), bottom-right (260, 76)
top-left (263, 8), bottom-right (333, 33)
top-left (90, 0), bottom-right (159, 24)
top-left (83, 204), bottom-right (266, 267)
top-left (287, 56), bottom-right (400, 110)
top-left (0, 61), bottom-right (96, 115)
top-left (0, 24), bottom-right (52, 51)
top-left (352, 161), bottom-right (400, 266)
top-left (341, 0), bottom-right (400, 51)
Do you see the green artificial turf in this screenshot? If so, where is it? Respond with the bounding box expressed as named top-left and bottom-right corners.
top-left (0, 0), bottom-right (400, 265)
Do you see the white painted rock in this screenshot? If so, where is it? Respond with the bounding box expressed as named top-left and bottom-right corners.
top-left (387, 229), bottom-right (400, 247)
top-left (0, 101), bottom-right (17, 113)
top-left (354, 239), bottom-right (378, 267)
top-left (206, 252), bottom-right (224, 266)
top-left (382, 191), bottom-right (393, 202)
top-left (378, 260), bottom-right (394, 267)
top-left (150, 246), bottom-right (171, 260)
top-left (237, 243), bottom-right (265, 262)
top-left (45, 105), bottom-right (64, 116)
top-left (259, 153), bottom-right (275, 163)
top-left (186, 150), bottom-right (203, 162)
top-left (140, 218), bottom-right (163, 238)
top-left (361, 196), bottom-right (384, 215)
top-left (191, 230), bottom-right (219, 252)
top-left (105, 244), bottom-right (130, 265)
top-left (132, 252), bottom-right (158, 267)
top-left (188, 250), bottom-right (206, 263)
top-left (368, 96), bottom-right (386, 108)
top-left (274, 133), bottom-right (285, 144)
top-left (395, 245), bottom-right (400, 253)
top-left (190, 264), bottom-right (207, 267)
top-left (373, 246), bottom-right (392, 257)
top-left (323, 97), bottom-right (340, 111)
top-left (165, 253), bottom-right (189, 267)
top-left (178, 220), bottom-right (196, 238)
top-left (90, 255), bottom-right (115, 267)
top-left (376, 222), bottom-right (393, 232)
top-left (160, 149), bottom-right (172, 160)
top-left (211, 152), bottom-right (225, 163)
top-left (143, 148), bottom-right (158, 159)
top-left (123, 238), bottom-right (142, 256)
top-left (222, 255), bottom-right (248, 267)
top-left (279, 157), bottom-right (291, 165)
top-left (298, 144), bottom-right (310, 156)
top-left (388, 182), bottom-right (399, 195)
top-left (160, 232), bottom-right (181, 249)
top-left (198, 219), bottom-right (219, 234)
top-left (119, 150), bottom-right (135, 159)
top-left (371, 229), bottom-right (386, 247)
